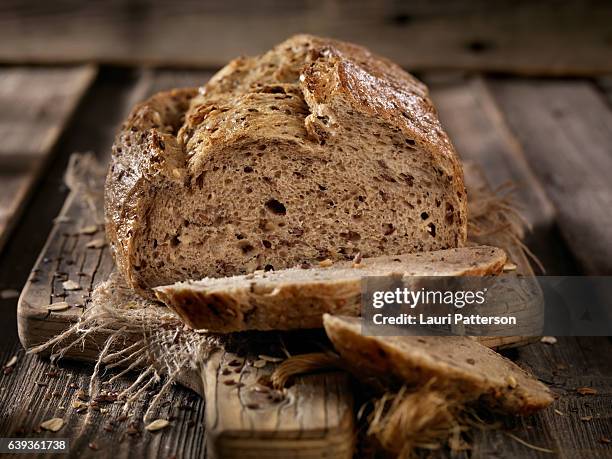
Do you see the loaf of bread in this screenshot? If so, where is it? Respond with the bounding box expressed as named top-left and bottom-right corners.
top-left (323, 315), bottom-right (553, 415)
top-left (154, 246), bottom-right (505, 332)
top-left (106, 34), bottom-right (467, 296)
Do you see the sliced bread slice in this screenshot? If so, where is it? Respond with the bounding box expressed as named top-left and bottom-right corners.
top-left (154, 246), bottom-right (506, 332)
top-left (323, 314), bottom-right (553, 415)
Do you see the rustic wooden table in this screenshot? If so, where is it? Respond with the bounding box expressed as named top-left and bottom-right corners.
top-left (0, 2), bottom-right (612, 457)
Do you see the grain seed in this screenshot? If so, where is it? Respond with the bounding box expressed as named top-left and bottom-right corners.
top-left (540, 336), bottom-right (557, 345)
top-left (79, 225), bottom-right (99, 235)
top-left (506, 375), bottom-right (518, 388)
top-left (318, 259), bottom-right (333, 267)
top-left (502, 262), bottom-right (517, 272)
top-left (62, 280), bottom-right (81, 291)
top-left (253, 359), bottom-right (267, 368)
top-left (48, 302), bottom-right (70, 312)
top-left (4, 355), bottom-right (18, 369)
top-left (576, 387), bottom-right (598, 395)
top-left (86, 239), bottom-right (106, 249)
top-left (257, 354), bottom-right (283, 363)
top-left (40, 418), bottom-right (64, 432)
top-left (145, 419), bottom-right (170, 432)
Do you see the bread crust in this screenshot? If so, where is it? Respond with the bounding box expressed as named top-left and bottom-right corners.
top-left (106, 35), bottom-right (467, 294)
top-left (323, 315), bottom-right (553, 415)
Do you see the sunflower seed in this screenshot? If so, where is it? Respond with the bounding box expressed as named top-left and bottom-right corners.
top-left (40, 418), bottom-right (64, 432)
top-left (48, 302), bottom-right (70, 312)
top-left (79, 225), bottom-right (99, 235)
top-left (62, 280), bottom-right (81, 291)
top-left (86, 239), bottom-right (106, 249)
top-left (145, 419), bottom-right (170, 431)
top-left (4, 355), bottom-right (18, 369)
top-left (257, 354), bottom-right (284, 363)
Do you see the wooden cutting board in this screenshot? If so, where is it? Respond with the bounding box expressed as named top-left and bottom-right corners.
top-left (17, 157), bottom-right (355, 459)
top-left (17, 156), bottom-right (535, 458)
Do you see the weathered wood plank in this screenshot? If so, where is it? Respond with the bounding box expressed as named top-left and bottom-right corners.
top-left (0, 1), bottom-right (611, 75)
top-left (428, 76), bottom-right (556, 232)
top-left (489, 79), bottom-right (612, 274)
top-left (472, 337), bottom-right (612, 458)
top-left (1, 69), bottom-right (214, 458)
top-left (201, 338), bottom-right (354, 459)
top-left (0, 66), bottom-right (97, 253)
top-left (0, 340), bottom-right (206, 458)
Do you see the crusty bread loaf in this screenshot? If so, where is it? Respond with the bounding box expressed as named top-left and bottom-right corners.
top-left (154, 246), bottom-right (505, 332)
top-left (106, 34), bottom-right (467, 296)
top-left (323, 315), bottom-right (553, 415)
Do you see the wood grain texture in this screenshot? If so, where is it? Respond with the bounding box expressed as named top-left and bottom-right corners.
top-left (0, 66), bottom-right (97, 253)
top-left (0, 340), bottom-right (207, 459)
top-left (489, 79), bottom-right (612, 274)
top-left (201, 342), bottom-right (354, 459)
top-left (429, 76), bottom-right (556, 232)
top-left (0, 1), bottom-right (611, 75)
top-left (1, 69), bottom-right (214, 459)
top-left (472, 336), bottom-right (612, 458)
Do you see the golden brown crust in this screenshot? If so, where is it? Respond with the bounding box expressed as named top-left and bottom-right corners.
top-left (105, 88), bottom-right (197, 290)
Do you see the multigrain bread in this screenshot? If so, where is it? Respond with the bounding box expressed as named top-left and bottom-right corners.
top-left (154, 246), bottom-right (505, 332)
top-left (106, 34), bottom-right (468, 296)
top-left (323, 315), bottom-right (553, 415)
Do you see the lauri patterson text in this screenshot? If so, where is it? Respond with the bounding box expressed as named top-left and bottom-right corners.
top-left (372, 313), bottom-right (517, 326)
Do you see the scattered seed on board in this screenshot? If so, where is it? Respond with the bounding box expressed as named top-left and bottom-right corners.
top-left (86, 239), bottom-right (106, 249)
top-left (258, 354), bottom-right (284, 363)
top-left (48, 302), bottom-right (70, 312)
top-left (580, 415), bottom-right (593, 422)
top-left (253, 360), bottom-right (267, 368)
top-left (62, 280), bottom-right (81, 291)
top-left (40, 418), bottom-right (64, 432)
top-left (4, 355), bottom-right (18, 369)
top-left (79, 225), bottom-right (99, 235)
top-left (540, 336), bottom-right (557, 345)
top-left (503, 262), bottom-right (517, 272)
top-left (145, 419), bottom-right (170, 432)
top-left (576, 387), bottom-right (598, 395)
top-left (319, 259), bottom-right (333, 267)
